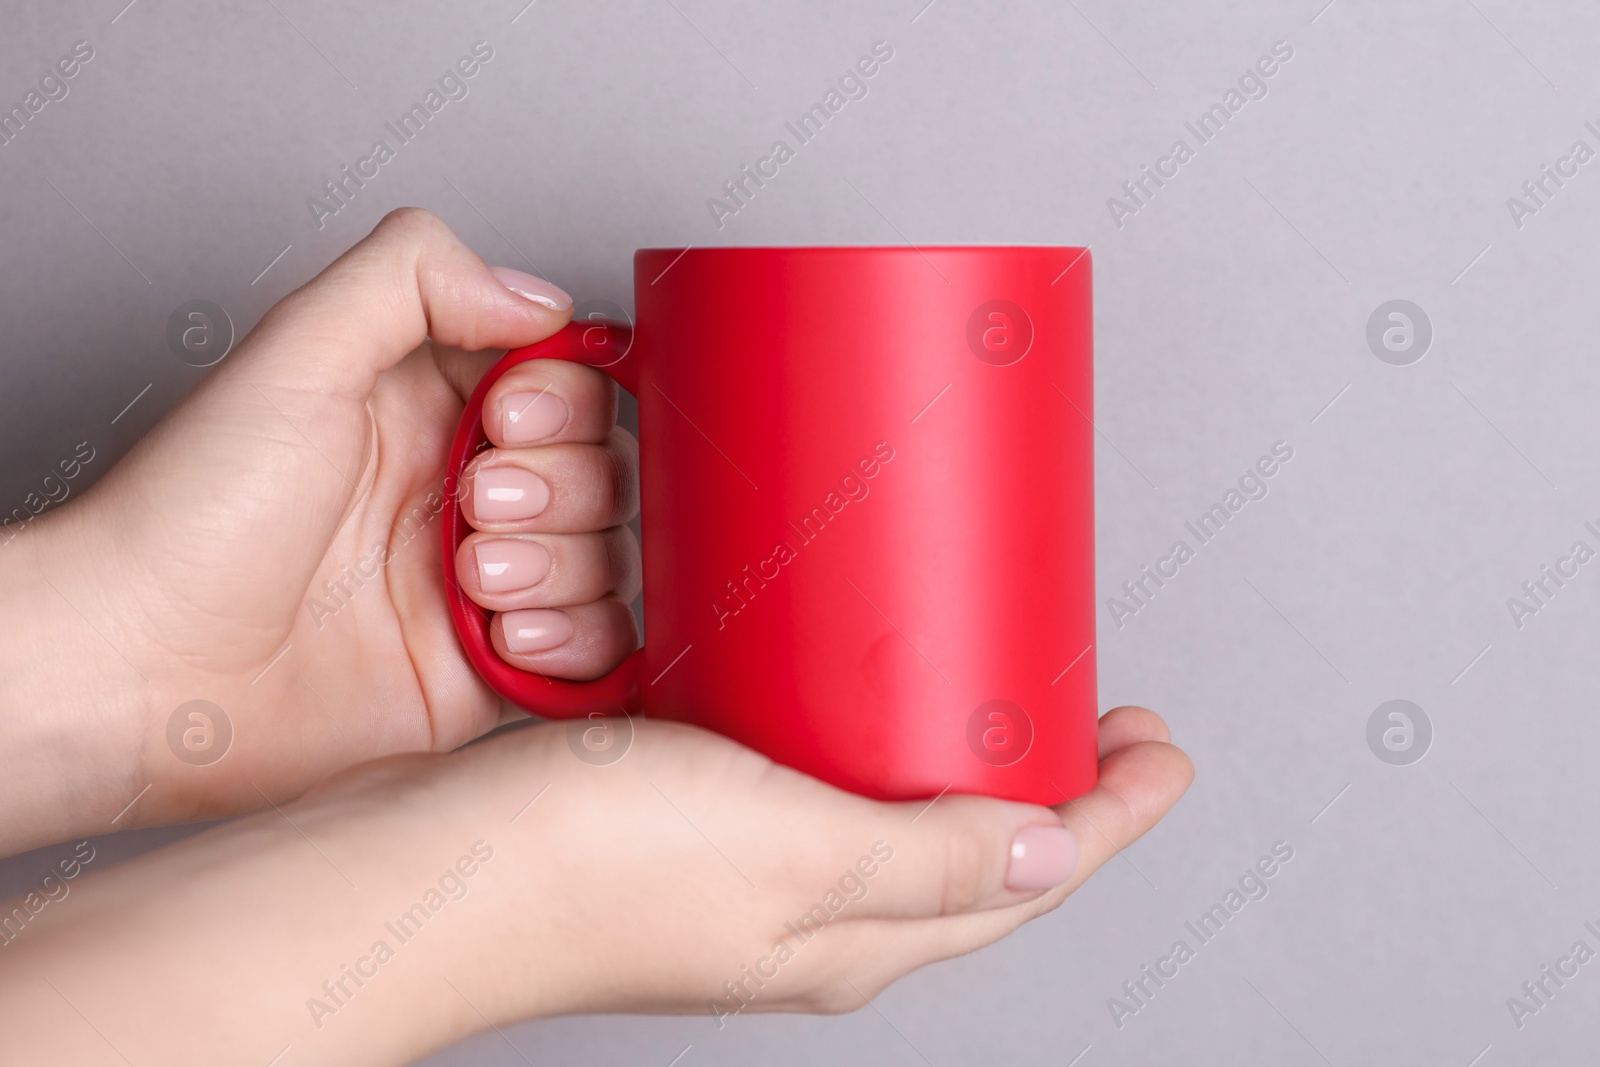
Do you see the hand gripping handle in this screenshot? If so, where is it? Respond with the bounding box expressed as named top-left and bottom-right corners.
top-left (441, 320), bottom-right (644, 718)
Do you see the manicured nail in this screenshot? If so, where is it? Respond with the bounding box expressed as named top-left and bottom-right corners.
top-left (1005, 825), bottom-right (1078, 891)
top-left (473, 466), bottom-right (550, 521)
top-left (500, 390), bottom-right (568, 444)
top-left (502, 608), bottom-right (573, 653)
top-left (474, 539), bottom-right (552, 593)
top-left (490, 266), bottom-right (572, 311)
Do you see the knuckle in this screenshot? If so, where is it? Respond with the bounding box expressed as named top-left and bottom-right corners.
top-left (609, 423), bottom-right (639, 450)
top-left (495, 362), bottom-right (547, 393)
top-left (581, 451), bottom-right (619, 519)
top-left (806, 984), bottom-right (867, 1016)
top-left (606, 595), bottom-right (640, 645)
top-left (605, 432), bottom-right (640, 520)
top-left (800, 959), bottom-right (883, 1015)
top-left (602, 459), bottom-right (629, 522)
top-left (604, 526), bottom-right (639, 587)
top-left (375, 205), bottom-right (439, 237)
top-left (1023, 886), bottom-right (1070, 921)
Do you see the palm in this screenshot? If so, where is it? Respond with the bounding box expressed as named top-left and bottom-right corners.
top-left (88, 340), bottom-right (502, 819)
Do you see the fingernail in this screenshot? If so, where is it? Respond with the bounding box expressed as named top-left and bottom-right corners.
top-left (1005, 825), bottom-right (1078, 891)
top-left (490, 266), bottom-right (572, 311)
top-left (473, 467), bottom-right (550, 521)
top-left (474, 539), bottom-right (552, 593)
top-left (500, 390), bottom-right (568, 444)
top-left (502, 608), bottom-right (573, 653)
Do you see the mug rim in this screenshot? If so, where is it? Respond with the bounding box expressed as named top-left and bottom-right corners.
top-left (636, 244), bottom-right (1088, 253)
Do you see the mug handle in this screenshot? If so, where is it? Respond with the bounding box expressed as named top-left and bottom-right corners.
top-left (441, 320), bottom-right (644, 718)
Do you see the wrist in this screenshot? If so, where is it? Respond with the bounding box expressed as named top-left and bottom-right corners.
top-left (289, 749), bottom-right (571, 1036)
top-left (0, 753), bottom-right (556, 1064)
top-left (0, 509), bottom-right (150, 855)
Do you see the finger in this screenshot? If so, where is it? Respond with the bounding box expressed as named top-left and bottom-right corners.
top-left (1098, 704), bottom-right (1171, 757)
top-left (233, 207), bottom-right (572, 399)
top-left (455, 527), bottom-right (640, 610)
top-left (848, 739), bottom-right (1194, 976)
top-left (485, 360), bottom-right (619, 448)
top-left (1055, 740), bottom-right (1193, 895)
top-left (813, 707), bottom-right (1188, 923)
top-left (95, 211), bottom-right (573, 610)
top-left (814, 791), bottom-right (1080, 923)
top-left (461, 429), bottom-right (639, 534)
top-left (489, 597), bottom-right (637, 680)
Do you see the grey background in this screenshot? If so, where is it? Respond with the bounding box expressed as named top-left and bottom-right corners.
top-left (2, 0), bottom-right (1597, 1063)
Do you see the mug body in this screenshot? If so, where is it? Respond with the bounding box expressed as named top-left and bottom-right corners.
top-left (631, 246), bottom-right (1095, 804)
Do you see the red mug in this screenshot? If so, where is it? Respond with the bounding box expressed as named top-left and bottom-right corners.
top-left (443, 246), bottom-right (1096, 805)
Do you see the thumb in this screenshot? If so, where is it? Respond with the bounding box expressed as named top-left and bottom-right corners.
top-left (69, 209), bottom-right (571, 645)
top-left (835, 793), bottom-right (1080, 923)
top-left (232, 207), bottom-right (572, 399)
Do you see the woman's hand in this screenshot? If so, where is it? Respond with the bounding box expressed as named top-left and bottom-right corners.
top-left (0, 209), bottom-right (637, 852)
top-left (0, 706), bottom-right (1191, 1065)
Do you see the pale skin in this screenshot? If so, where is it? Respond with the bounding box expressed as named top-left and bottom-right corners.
top-left (0, 209), bottom-right (1193, 1063)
